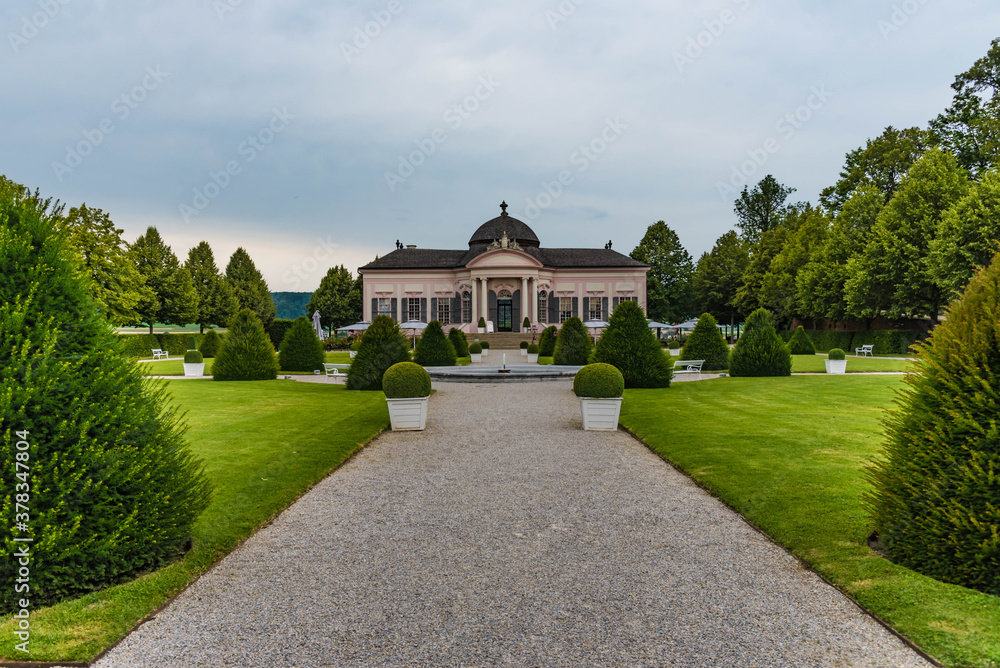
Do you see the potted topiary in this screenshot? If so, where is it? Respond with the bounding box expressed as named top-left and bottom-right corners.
top-left (183, 350), bottom-right (205, 377)
top-left (349, 338), bottom-right (361, 359)
top-left (523, 317), bottom-right (531, 331)
top-left (382, 361), bottom-right (432, 431)
top-left (574, 363), bottom-right (625, 431)
top-left (187, 335), bottom-right (198, 350)
top-left (520, 341), bottom-right (529, 356)
top-left (480, 340), bottom-right (490, 356)
top-left (826, 348), bottom-right (847, 374)
top-left (478, 316), bottom-right (486, 334)
top-left (526, 343), bottom-right (539, 363)
top-left (469, 342), bottom-right (483, 363)
top-left (668, 340), bottom-right (681, 356)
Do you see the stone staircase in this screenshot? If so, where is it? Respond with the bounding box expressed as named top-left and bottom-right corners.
top-left (469, 332), bottom-right (540, 349)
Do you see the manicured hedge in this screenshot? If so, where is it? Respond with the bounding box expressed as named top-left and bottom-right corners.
top-left (787, 326), bottom-right (816, 355)
top-left (730, 308), bottom-right (791, 378)
top-left (573, 363), bottom-right (625, 398)
top-left (346, 315), bottom-right (411, 391)
top-left (382, 362), bottom-right (432, 398)
top-left (278, 316), bottom-right (326, 373)
top-left (681, 313), bottom-right (730, 370)
top-left (267, 318), bottom-right (296, 350)
top-left (117, 333), bottom-right (161, 357)
top-left (212, 310), bottom-right (279, 381)
top-left (199, 329), bottom-right (222, 358)
top-left (553, 317), bottom-right (593, 366)
top-left (447, 327), bottom-right (469, 357)
top-left (158, 332), bottom-right (196, 356)
top-left (414, 321), bottom-right (457, 367)
top-left (592, 301), bottom-right (672, 388)
top-left (538, 325), bottom-right (557, 357)
top-left (777, 329), bottom-right (926, 354)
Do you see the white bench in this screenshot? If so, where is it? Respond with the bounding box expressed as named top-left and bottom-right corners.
top-left (151, 348), bottom-right (169, 360)
top-left (855, 344), bottom-right (874, 357)
top-left (673, 359), bottom-right (705, 378)
top-left (324, 363), bottom-right (351, 381)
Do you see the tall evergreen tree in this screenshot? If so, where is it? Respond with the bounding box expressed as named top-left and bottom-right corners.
top-left (129, 227), bottom-right (198, 334)
top-left (845, 148), bottom-right (970, 323)
top-left (308, 265), bottom-right (363, 333)
top-left (0, 179), bottom-right (211, 611)
top-left (629, 220), bottom-right (695, 323)
top-left (346, 315), bottom-right (411, 391)
top-left (733, 175), bottom-right (796, 245)
top-left (819, 126), bottom-right (928, 213)
top-left (758, 204), bottom-right (830, 326)
top-left (692, 231), bottom-right (750, 326)
top-left (226, 247), bottom-right (276, 327)
top-left (592, 300), bottom-right (672, 387)
top-left (60, 204), bottom-right (150, 326)
top-left (186, 241), bottom-right (238, 334)
top-left (929, 169), bottom-right (1000, 297)
top-left (212, 309), bottom-right (279, 381)
top-left (929, 37), bottom-right (1000, 177)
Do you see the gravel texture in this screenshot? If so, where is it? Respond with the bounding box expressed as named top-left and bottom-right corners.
top-left (94, 382), bottom-right (930, 667)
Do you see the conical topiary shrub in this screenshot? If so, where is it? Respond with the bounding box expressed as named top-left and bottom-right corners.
top-left (729, 308), bottom-right (791, 377)
top-left (593, 300), bottom-right (672, 387)
top-left (198, 329), bottom-right (221, 358)
top-left (279, 316), bottom-right (326, 372)
top-left (447, 327), bottom-right (469, 357)
top-left (414, 320), bottom-right (457, 366)
top-left (787, 326), bottom-right (816, 355)
top-left (346, 315), bottom-right (411, 390)
top-left (538, 325), bottom-right (557, 357)
top-left (553, 317), bottom-right (593, 365)
top-left (866, 253), bottom-right (1000, 596)
top-left (212, 309), bottom-right (279, 380)
top-left (680, 312), bottom-right (730, 370)
top-left (0, 181), bottom-right (211, 612)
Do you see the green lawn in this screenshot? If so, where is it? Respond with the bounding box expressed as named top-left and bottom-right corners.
top-left (140, 352), bottom-right (354, 376)
top-left (0, 381), bottom-right (388, 662)
top-left (791, 354), bottom-right (913, 373)
top-left (620, 376), bottom-right (1000, 667)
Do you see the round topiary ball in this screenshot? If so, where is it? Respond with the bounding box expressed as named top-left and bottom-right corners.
top-left (828, 348), bottom-right (846, 360)
top-left (382, 362), bottom-right (432, 398)
top-left (520, 341), bottom-right (528, 349)
top-left (184, 350), bottom-right (203, 364)
top-left (527, 344), bottom-right (539, 354)
top-left (481, 341), bottom-right (490, 350)
top-left (469, 342), bottom-right (482, 354)
top-left (573, 363), bottom-right (625, 398)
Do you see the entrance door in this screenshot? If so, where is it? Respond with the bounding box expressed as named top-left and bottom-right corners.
top-left (497, 300), bottom-right (512, 332)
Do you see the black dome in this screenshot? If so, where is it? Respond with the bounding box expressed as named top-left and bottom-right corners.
top-left (468, 203), bottom-right (540, 248)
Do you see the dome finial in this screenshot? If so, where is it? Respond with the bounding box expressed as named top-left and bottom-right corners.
top-left (500, 200), bottom-right (508, 216)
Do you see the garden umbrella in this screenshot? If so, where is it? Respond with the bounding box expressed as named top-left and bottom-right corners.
top-left (312, 311), bottom-right (324, 340)
top-left (583, 319), bottom-right (610, 344)
top-left (647, 319), bottom-right (671, 340)
top-left (399, 320), bottom-right (427, 348)
top-left (335, 321), bottom-right (370, 333)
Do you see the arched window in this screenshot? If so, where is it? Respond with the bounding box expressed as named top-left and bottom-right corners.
top-left (497, 289), bottom-right (513, 299)
top-left (461, 291), bottom-right (472, 322)
top-left (538, 292), bottom-right (548, 323)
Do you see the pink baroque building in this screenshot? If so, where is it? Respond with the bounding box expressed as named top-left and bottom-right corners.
top-left (358, 203), bottom-right (650, 333)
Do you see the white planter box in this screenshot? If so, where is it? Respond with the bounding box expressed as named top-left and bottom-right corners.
top-left (478, 327), bottom-right (486, 334)
top-left (349, 350), bottom-right (358, 359)
top-left (670, 348), bottom-right (680, 356)
top-left (470, 353), bottom-right (482, 363)
top-left (520, 349), bottom-right (528, 356)
top-left (527, 353), bottom-right (538, 363)
top-left (183, 362), bottom-right (205, 377)
top-left (825, 359), bottom-right (847, 374)
top-left (481, 348), bottom-right (489, 356)
top-left (386, 396), bottom-right (429, 431)
top-left (580, 397), bottom-right (623, 431)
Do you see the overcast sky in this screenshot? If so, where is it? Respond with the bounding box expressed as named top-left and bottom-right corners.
top-left (2, 1), bottom-right (996, 291)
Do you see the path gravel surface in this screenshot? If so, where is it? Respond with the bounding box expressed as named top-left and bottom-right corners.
top-left (94, 382), bottom-right (930, 667)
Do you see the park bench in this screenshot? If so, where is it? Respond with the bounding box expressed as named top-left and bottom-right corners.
top-left (673, 359), bottom-right (705, 378)
top-left (324, 363), bottom-right (351, 382)
top-left (151, 349), bottom-right (169, 360)
top-left (855, 344), bottom-right (874, 357)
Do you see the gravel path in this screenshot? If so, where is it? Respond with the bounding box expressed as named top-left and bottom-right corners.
top-left (94, 382), bottom-right (930, 667)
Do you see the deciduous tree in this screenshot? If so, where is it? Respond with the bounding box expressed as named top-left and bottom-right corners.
top-left (692, 231), bottom-right (750, 326)
top-left (929, 169), bottom-right (1000, 297)
top-left (733, 175), bottom-right (795, 245)
top-left (308, 265), bottom-right (363, 334)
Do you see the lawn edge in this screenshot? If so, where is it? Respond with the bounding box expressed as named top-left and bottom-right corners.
top-left (3, 416), bottom-right (390, 668)
top-left (617, 422), bottom-right (945, 668)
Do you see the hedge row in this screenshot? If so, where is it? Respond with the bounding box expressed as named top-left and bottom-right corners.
top-left (777, 329), bottom-right (926, 354)
top-left (117, 332), bottom-right (216, 358)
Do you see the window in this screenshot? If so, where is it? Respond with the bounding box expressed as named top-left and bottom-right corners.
top-left (589, 299), bottom-right (602, 321)
top-left (619, 296), bottom-right (637, 304)
top-left (407, 297), bottom-right (421, 322)
top-left (559, 297), bottom-right (573, 323)
top-left (461, 291), bottom-right (471, 323)
top-left (437, 300), bottom-right (450, 324)
top-left (377, 298), bottom-right (392, 318)
top-left (538, 292), bottom-right (547, 323)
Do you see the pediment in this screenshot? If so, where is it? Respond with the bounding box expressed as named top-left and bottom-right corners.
top-left (465, 248), bottom-right (543, 270)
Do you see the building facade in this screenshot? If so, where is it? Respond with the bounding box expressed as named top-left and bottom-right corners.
top-left (358, 203), bottom-right (649, 333)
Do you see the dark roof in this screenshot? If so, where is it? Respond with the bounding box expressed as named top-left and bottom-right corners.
top-left (359, 245), bottom-right (647, 271)
top-left (468, 213), bottom-right (540, 248)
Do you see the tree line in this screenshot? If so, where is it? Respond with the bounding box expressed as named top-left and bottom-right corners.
top-left (632, 38), bottom-right (1000, 329)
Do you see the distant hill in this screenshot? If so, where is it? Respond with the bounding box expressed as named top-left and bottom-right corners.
top-left (271, 292), bottom-right (313, 320)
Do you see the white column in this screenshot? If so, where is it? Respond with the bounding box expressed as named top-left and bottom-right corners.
top-left (521, 277), bottom-right (529, 326)
top-left (531, 278), bottom-right (538, 323)
top-left (481, 277), bottom-right (489, 324)
top-left (471, 278), bottom-right (478, 325)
